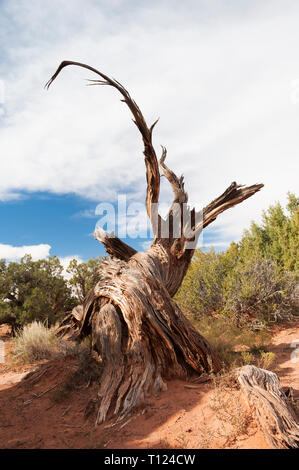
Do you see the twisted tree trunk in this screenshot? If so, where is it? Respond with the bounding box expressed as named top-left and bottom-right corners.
top-left (46, 61), bottom-right (263, 423)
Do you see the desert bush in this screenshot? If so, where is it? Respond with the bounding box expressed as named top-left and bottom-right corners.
top-left (239, 192), bottom-right (299, 272)
top-left (190, 315), bottom-right (270, 367)
top-left (67, 257), bottom-right (104, 304)
top-left (177, 254), bottom-right (297, 326)
top-left (223, 259), bottom-right (297, 323)
top-left (240, 351), bottom-right (254, 365)
top-left (175, 249), bottom-right (233, 318)
top-left (176, 193), bottom-right (298, 327)
top-left (258, 351), bottom-right (276, 369)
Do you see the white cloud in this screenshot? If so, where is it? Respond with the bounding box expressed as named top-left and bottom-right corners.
top-left (0, 242), bottom-right (83, 279)
top-left (0, 0), bottom-right (298, 244)
top-left (0, 191), bottom-right (24, 202)
top-left (72, 209), bottom-right (98, 219)
top-left (0, 243), bottom-right (51, 261)
top-left (0, 240), bottom-right (84, 281)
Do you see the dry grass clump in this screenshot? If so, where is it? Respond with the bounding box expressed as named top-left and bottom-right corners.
top-left (12, 321), bottom-right (90, 364)
top-left (12, 321), bottom-right (59, 362)
top-left (11, 321), bottom-right (102, 414)
top-left (240, 350), bottom-right (276, 371)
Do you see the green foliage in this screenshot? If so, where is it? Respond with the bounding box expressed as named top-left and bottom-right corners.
top-left (175, 248), bottom-right (234, 318)
top-left (0, 253), bottom-right (105, 330)
top-left (0, 255), bottom-right (76, 328)
top-left (239, 192), bottom-right (299, 271)
top-left (190, 315), bottom-right (270, 368)
top-left (223, 258), bottom-right (297, 323)
top-left (66, 257), bottom-right (103, 303)
top-left (176, 192), bottom-right (298, 326)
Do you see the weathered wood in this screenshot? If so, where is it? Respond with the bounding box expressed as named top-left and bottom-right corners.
top-left (238, 365), bottom-right (299, 448)
top-left (46, 61), bottom-right (263, 422)
top-left (56, 304), bottom-right (83, 340)
top-left (94, 227), bottom-right (137, 261)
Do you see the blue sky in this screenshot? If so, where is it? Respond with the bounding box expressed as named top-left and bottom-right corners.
top-left (0, 0), bottom-right (298, 268)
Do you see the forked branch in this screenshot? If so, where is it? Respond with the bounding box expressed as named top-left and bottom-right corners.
top-left (159, 146), bottom-right (263, 246)
top-left (159, 146), bottom-right (188, 204)
top-left (46, 61), bottom-right (264, 254)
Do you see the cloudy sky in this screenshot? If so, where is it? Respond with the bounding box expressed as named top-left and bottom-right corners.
top-left (0, 0), bottom-right (298, 265)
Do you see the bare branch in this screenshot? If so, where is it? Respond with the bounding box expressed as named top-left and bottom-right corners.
top-left (45, 62), bottom-right (263, 256)
top-left (159, 146), bottom-right (188, 204)
top-left (45, 61), bottom-right (160, 221)
top-left (200, 182), bottom-right (264, 230)
top-left (94, 227), bottom-right (137, 261)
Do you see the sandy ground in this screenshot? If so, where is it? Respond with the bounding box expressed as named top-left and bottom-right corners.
top-left (0, 321), bottom-right (298, 449)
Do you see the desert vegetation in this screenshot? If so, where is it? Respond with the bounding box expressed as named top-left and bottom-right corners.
top-left (1, 185), bottom-right (297, 450)
top-left (2, 193), bottom-right (297, 370)
top-left (176, 192), bottom-right (298, 324)
top-left (0, 255), bottom-right (103, 334)
top-left (175, 193), bottom-right (298, 365)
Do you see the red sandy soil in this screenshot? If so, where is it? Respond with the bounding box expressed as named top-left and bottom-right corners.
top-left (0, 321), bottom-right (298, 449)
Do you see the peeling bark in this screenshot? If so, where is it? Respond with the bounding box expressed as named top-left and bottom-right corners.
top-left (238, 365), bottom-right (299, 448)
top-left (47, 61), bottom-right (263, 422)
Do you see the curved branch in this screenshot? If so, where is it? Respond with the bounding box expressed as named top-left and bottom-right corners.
top-left (45, 61), bottom-right (160, 221)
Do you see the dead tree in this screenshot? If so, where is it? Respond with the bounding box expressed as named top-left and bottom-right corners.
top-left (238, 366), bottom-right (299, 448)
top-left (46, 61), bottom-right (263, 423)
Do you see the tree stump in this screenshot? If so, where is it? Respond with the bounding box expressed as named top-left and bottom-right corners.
top-left (238, 365), bottom-right (299, 448)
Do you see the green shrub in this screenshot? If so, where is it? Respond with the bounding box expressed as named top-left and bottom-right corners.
top-left (175, 249), bottom-right (232, 318)
top-left (176, 192), bottom-right (298, 326)
top-left (240, 351), bottom-right (254, 365)
top-left (258, 351), bottom-right (276, 369)
top-left (0, 255), bottom-right (77, 329)
top-left (223, 259), bottom-right (297, 323)
top-left (190, 315), bottom-right (270, 368)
